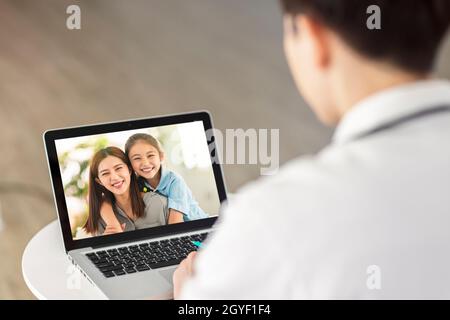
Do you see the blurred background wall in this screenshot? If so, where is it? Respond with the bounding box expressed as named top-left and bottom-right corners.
top-left (0, 0), bottom-right (449, 298)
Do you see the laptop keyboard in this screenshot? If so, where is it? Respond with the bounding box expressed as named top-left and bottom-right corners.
top-left (85, 232), bottom-right (209, 278)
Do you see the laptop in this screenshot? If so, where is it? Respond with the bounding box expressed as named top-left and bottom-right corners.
top-left (43, 111), bottom-right (227, 299)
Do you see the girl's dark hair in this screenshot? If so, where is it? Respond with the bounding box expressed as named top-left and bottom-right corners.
top-left (279, 0), bottom-right (450, 73)
top-left (124, 133), bottom-right (164, 156)
top-left (84, 146), bottom-right (145, 234)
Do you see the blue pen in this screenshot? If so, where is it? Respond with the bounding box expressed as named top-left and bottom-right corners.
top-left (192, 241), bottom-right (204, 249)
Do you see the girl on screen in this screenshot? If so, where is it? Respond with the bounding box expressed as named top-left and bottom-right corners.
top-left (84, 146), bottom-right (168, 236)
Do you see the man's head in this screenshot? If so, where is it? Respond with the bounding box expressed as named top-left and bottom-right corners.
top-left (280, 0), bottom-right (450, 125)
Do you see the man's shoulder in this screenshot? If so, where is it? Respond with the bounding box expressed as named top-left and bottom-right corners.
top-left (228, 146), bottom-right (370, 220)
top-left (242, 147), bottom-right (354, 195)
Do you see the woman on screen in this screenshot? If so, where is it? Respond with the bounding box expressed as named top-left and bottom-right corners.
top-left (84, 146), bottom-right (168, 236)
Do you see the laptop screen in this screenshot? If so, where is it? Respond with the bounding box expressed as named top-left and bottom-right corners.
top-left (54, 120), bottom-right (221, 240)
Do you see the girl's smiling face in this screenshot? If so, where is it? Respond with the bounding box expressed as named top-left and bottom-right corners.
top-left (128, 140), bottom-right (164, 180)
top-left (97, 156), bottom-right (131, 195)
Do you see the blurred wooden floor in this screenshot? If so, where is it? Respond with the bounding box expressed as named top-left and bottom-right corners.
top-left (0, 0), bottom-right (449, 299)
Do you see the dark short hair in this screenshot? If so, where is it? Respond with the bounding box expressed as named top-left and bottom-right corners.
top-left (279, 0), bottom-right (450, 73)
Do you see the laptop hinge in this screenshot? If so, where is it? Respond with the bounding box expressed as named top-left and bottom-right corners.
top-left (90, 226), bottom-right (213, 249)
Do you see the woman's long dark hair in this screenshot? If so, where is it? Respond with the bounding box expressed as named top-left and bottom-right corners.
top-left (84, 146), bottom-right (145, 235)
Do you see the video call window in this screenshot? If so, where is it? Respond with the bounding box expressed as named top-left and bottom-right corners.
top-left (55, 121), bottom-right (221, 240)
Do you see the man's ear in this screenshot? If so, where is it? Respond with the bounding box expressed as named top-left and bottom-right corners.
top-left (297, 14), bottom-right (331, 69)
top-left (283, 14), bottom-right (299, 37)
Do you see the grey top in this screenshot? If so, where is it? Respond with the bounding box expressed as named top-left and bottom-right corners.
top-left (97, 192), bottom-right (169, 235)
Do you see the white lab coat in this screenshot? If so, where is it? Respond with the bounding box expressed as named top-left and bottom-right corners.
top-left (180, 80), bottom-right (450, 299)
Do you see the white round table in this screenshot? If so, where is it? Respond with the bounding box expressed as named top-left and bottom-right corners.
top-left (22, 220), bottom-right (106, 299)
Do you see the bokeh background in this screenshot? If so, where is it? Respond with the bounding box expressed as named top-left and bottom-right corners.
top-left (0, 0), bottom-right (449, 298)
top-left (55, 121), bottom-right (221, 239)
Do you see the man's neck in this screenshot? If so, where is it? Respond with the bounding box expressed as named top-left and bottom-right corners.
top-left (332, 56), bottom-right (429, 122)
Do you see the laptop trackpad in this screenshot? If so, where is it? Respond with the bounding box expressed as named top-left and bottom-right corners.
top-left (159, 267), bottom-right (176, 286)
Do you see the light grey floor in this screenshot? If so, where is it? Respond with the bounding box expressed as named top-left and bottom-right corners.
top-left (0, 0), bottom-right (449, 299)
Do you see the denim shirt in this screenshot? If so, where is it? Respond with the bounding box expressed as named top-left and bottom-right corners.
top-left (139, 166), bottom-right (208, 221)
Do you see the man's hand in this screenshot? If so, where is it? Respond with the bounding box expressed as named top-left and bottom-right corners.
top-left (103, 223), bottom-right (126, 235)
top-left (173, 251), bottom-right (197, 299)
